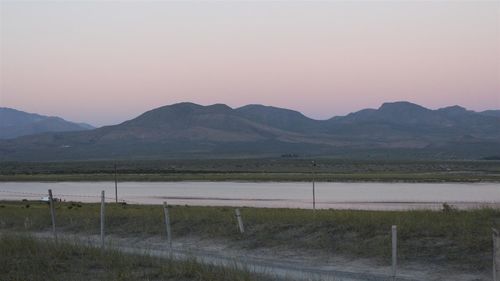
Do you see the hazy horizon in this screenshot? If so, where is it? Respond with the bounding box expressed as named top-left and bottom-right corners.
top-left (1, 0), bottom-right (499, 126)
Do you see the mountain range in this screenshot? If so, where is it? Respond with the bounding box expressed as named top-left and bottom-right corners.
top-left (0, 102), bottom-right (499, 161)
top-left (0, 107), bottom-right (94, 139)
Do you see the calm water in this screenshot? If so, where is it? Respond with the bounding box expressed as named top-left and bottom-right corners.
top-left (1, 181), bottom-right (499, 210)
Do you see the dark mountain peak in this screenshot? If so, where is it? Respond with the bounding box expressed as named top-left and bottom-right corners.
top-left (237, 104), bottom-right (276, 111)
top-left (336, 102), bottom-right (432, 124)
top-left (167, 102), bottom-right (200, 109)
top-left (379, 101), bottom-right (429, 112)
top-left (438, 105), bottom-right (468, 113)
top-left (440, 105), bottom-right (466, 111)
top-left (209, 103), bottom-right (232, 109)
top-left (158, 102), bottom-right (231, 113)
top-left (373, 101), bottom-right (435, 124)
top-left (131, 102), bottom-right (234, 125)
top-left (151, 102), bottom-right (205, 114)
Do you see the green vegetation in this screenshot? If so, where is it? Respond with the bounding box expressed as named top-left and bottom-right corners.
top-left (1, 158), bottom-right (499, 182)
top-left (1, 201), bottom-right (499, 271)
top-left (0, 233), bottom-right (264, 281)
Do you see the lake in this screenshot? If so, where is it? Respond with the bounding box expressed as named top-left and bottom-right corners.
top-left (0, 181), bottom-right (499, 210)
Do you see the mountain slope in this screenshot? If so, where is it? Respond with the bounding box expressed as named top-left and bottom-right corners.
top-left (0, 107), bottom-right (94, 139)
top-left (0, 102), bottom-right (499, 161)
top-left (235, 104), bottom-right (324, 133)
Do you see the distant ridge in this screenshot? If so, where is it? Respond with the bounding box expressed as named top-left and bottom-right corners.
top-left (0, 107), bottom-right (94, 139)
top-left (0, 101), bottom-right (499, 161)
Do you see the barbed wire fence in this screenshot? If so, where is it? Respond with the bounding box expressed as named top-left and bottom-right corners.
top-left (0, 189), bottom-right (499, 281)
top-left (0, 189), bottom-right (143, 204)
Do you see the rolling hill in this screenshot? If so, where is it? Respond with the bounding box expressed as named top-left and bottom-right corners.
top-left (0, 102), bottom-right (499, 161)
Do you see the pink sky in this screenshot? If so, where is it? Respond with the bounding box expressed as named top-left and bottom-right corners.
top-left (1, 1), bottom-right (499, 126)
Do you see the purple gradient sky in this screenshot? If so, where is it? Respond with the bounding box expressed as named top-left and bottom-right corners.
top-left (1, 1), bottom-right (499, 126)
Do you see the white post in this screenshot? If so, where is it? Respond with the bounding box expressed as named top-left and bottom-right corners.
top-left (392, 225), bottom-right (397, 280)
top-left (48, 189), bottom-right (57, 241)
top-left (163, 201), bottom-right (173, 256)
top-left (100, 190), bottom-right (105, 249)
top-left (235, 208), bottom-right (245, 234)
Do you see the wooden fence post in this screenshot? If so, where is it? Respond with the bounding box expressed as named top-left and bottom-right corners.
top-left (494, 228), bottom-right (499, 281)
top-left (114, 164), bottom-right (118, 203)
top-left (163, 201), bottom-right (173, 256)
top-left (235, 208), bottom-right (245, 234)
top-left (312, 160), bottom-right (316, 212)
top-left (48, 189), bottom-right (57, 241)
top-left (100, 190), bottom-right (105, 250)
top-left (392, 225), bottom-right (397, 280)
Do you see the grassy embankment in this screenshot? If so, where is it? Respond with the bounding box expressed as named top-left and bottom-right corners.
top-left (0, 234), bottom-right (265, 281)
top-left (1, 201), bottom-right (499, 272)
top-left (1, 159), bottom-right (500, 182)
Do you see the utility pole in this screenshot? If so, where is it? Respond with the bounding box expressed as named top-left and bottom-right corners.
top-left (114, 163), bottom-right (118, 203)
top-left (312, 160), bottom-right (316, 211)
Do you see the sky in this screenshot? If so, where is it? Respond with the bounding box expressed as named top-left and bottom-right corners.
top-left (1, 0), bottom-right (499, 127)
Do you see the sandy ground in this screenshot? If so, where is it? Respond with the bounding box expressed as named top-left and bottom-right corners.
top-left (21, 231), bottom-right (490, 281)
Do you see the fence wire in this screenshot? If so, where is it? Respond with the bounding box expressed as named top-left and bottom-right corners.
top-left (0, 189), bottom-right (142, 205)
